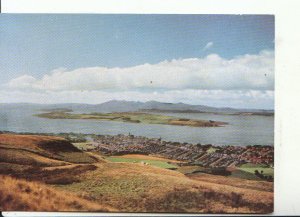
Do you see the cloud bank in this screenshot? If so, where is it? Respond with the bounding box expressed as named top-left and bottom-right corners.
top-left (3, 50), bottom-right (274, 108)
top-left (7, 50), bottom-right (274, 92)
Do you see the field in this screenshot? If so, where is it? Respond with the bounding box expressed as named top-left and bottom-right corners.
top-left (35, 111), bottom-right (227, 127)
top-left (0, 133), bottom-right (273, 213)
top-left (237, 163), bottom-right (274, 177)
top-left (238, 167), bottom-right (274, 177)
top-left (106, 156), bottom-right (178, 169)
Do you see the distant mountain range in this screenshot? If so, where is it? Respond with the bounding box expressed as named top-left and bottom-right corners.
top-left (0, 100), bottom-right (274, 115)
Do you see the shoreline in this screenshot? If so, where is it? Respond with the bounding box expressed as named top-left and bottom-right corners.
top-left (0, 130), bottom-right (273, 148)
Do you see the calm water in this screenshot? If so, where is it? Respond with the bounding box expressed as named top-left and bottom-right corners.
top-left (0, 107), bottom-right (274, 146)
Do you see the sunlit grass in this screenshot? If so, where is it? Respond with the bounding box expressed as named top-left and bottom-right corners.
top-left (238, 167), bottom-right (274, 177)
top-left (106, 156), bottom-right (178, 169)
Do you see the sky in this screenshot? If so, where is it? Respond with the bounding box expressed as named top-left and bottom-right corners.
top-left (0, 14), bottom-right (274, 109)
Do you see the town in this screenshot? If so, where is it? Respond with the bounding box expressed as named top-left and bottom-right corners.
top-left (91, 134), bottom-right (274, 168)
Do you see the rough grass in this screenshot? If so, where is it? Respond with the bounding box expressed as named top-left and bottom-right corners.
top-left (0, 148), bottom-right (68, 167)
top-left (115, 154), bottom-right (182, 163)
top-left (0, 162), bottom-right (32, 174)
top-left (0, 133), bottom-right (273, 213)
top-left (7, 164), bottom-right (97, 185)
top-left (58, 162), bottom-right (273, 213)
top-left (0, 175), bottom-right (113, 211)
top-left (187, 173), bottom-right (273, 192)
top-left (176, 165), bottom-right (204, 174)
top-left (230, 169), bottom-right (261, 180)
top-left (0, 134), bottom-right (96, 163)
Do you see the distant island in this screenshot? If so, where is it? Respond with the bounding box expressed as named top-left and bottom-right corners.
top-left (1, 100), bottom-right (274, 115)
top-left (139, 109), bottom-right (208, 113)
top-left (35, 111), bottom-right (228, 127)
top-left (139, 108), bottom-right (274, 116)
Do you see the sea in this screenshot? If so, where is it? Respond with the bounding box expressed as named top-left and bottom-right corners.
top-left (0, 106), bottom-right (274, 146)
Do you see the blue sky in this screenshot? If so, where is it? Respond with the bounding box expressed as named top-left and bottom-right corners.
top-left (0, 15), bottom-right (274, 108)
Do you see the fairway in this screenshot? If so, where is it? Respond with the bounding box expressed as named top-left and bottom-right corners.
top-left (237, 163), bottom-right (274, 178)
top-left (106, 156), bottom-right (178, 169)
top-left (238, 167), bottom-right (274, 177)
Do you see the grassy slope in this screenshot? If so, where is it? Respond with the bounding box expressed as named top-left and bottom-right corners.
top-left (0, 175), bottom-right (113, 211)
top-left (0, 133), bottom-right (273, 213)
top-left (176, 165), bottom-right (205, 174)
top-left (0, 134), bottom-right (96, 164)
top-left (187, 173), bottom-right (273, 192)
top-left (36, 111), bottom-right (227, 127)
top-left (113, 154), bottom-right (182, 163)
top-left (59, 162), bottom-right (273, 213)
top-left (0, 149), bottom-right (68, 167)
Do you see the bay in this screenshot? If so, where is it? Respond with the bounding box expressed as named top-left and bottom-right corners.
top-left (0, 106), bottom-right (274, 146)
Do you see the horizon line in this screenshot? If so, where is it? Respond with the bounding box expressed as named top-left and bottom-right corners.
top-left (0, 100), bottom-right (274, 111)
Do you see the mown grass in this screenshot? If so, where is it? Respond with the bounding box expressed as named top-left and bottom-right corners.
top-left (238, 167), bottom-right (274, 177)
top-left (106, 156), bottom-right (178, 169)
top-left (238, 163), bottom-right (274, 177)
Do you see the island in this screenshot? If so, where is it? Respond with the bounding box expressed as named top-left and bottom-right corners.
top-left (35, 111), bottom-right (228, 127)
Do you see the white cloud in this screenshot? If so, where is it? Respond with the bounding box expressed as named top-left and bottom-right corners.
top-left (203, 42), bottom-right (214, 51)
top-left (7, 75), bottom-right (37, 89)
top-left (2, 50), bottom-right (274, 108)
top-left (6, 50), bottom-right (274, 92)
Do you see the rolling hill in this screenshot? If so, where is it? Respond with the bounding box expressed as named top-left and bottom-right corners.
top-left (0, 133), bottom-right (97, 164)
top-left (0, 133), bottom-right (273, 213)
